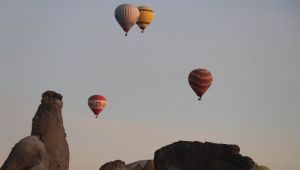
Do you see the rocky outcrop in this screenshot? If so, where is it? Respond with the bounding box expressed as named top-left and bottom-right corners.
top-left (154, 141), bottom-right (259, 170)
top-left (100, 141), bottom-right (258, 170)
top-left (130, 165), bottom-right (143, 170)
top-left (126, 160), bottom-right (147, 170)
top-left (0, 136), bottom-right (47, 170)
top-left (1, 91), bottom-right (69, 170)
top-left (100, 160), bottom-right (154, 170)
top-left (143, 160), bottom-right (154, 170)
top-left (99, 160), bottom-right (126, 170)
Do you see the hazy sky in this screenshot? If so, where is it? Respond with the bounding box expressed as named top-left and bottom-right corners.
top-left (0, 1), bottom-right (300, 169)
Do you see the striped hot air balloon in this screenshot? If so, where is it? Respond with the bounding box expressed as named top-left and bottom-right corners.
top-left (115, 4), bottom-right (140, 36)
top-left (88, 95), bottom-right (107, 118)
top-left (188, 68), bottom-right (213, 100)
top-left (137, 6), bottom-right (155, 33)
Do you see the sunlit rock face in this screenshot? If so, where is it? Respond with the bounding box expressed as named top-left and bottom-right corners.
top-left (154, 141), bottom-right (259, 170)
top-left (1, 91), bottom-right (69, 170)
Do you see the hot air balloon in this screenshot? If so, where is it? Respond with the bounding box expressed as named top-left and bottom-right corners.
top-left (188, 68), bottom-right (213, 100)
top-left (137, 6), bottom-right (155, 33)
top-left (115, 4), bottom-right (140, 36)
top-left (88, 95), bottom-right (107, 118)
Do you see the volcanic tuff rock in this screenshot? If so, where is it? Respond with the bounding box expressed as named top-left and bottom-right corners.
top-left (126, 160), bottom-right (148, 170)
top-left (154, 141), bottom-right (259, 170)
top-left (99, 160), bottom-right (126, 170)
top-left (0, 136), bottom-right (47, 170)
top-left (129, 165), bottom-right (143, 170)
top-left (143, 160), bottom-right (154, 170)
top-left (1, 91), bottom-right (69, 170)
top-left (100, 160), bottom-right (154, 170)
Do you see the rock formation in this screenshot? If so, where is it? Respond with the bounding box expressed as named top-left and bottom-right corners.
top-left (154, 141), bottom-right (259, 170)
top-left (99, 160), bottom-right (126, 170)
top-left (143, 160), bottom-right (154, 170)
top-left (126, 160), bottom-right (147, 170)
top-left (1, 90), bottom-right (263, 170)
top-left (99, 141), bottom-right (259, 170)
top-left (1, 91), bottom-right (69, 170)
top-left (129, 165), bottom-right (143, 170)
top-left (31, 91), bottom-right (69, 170)
top-left (100, 160), bottom-right (154, 170)
top-left (0, 136), bottom-right (47, 170)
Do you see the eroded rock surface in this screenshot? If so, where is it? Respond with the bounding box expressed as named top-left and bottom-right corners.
top-left (99, 160), bottom-right (126, 170)
top-left (1, 136), bottom-right (47, 170)
top-left (31, 91), bottom-right (69, 170)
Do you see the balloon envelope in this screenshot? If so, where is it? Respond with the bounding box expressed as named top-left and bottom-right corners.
top-left (137, 6), bottom-right (155, 33)
top-left (115, 4), bottom-right (140, 36)
top-left (88, 95), bottom-right (107, 117)
top-left (188, 68), bottom-right (213, 100)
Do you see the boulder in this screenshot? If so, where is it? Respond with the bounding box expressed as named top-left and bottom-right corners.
top-left (154, 141), bottom-right (259, 170)
top-left (101, 160), bottom-right (154, 170)
top-left (0, 136), bottom-right (47, 170)
top-left (99, 160), bottom-right (126, 170)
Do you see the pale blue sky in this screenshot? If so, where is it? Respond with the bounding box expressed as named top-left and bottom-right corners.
top-left (0, 1), bottom-right (300, 169)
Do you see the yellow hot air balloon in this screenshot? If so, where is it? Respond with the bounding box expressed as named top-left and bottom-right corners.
top-left (115, 4), bottom-right (140, 36)
top-left (137, 6), bottom-right (155, 33)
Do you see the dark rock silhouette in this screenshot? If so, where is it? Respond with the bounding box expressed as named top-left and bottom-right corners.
top-left (100, 160), bottom-right (154, 170)
top-left (154, 141), bottom-right (259, 170)
top-left (130, 165), bottom-right (143, 170)
top-left (100, 141), bottom-right (259, 170)
top-left (99, 160), bottom-right (126, 170)
top-left (1, 91), bottom-right (69, 170)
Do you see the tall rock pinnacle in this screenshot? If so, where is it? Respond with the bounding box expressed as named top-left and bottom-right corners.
top-left (1, 91), bottom-right (69, 170)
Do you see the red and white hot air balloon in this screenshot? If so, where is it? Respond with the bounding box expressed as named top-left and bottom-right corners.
top-left (88, 95), bottom-right (107, 118)
top-left (188, 68), bottom-right (213, 100)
